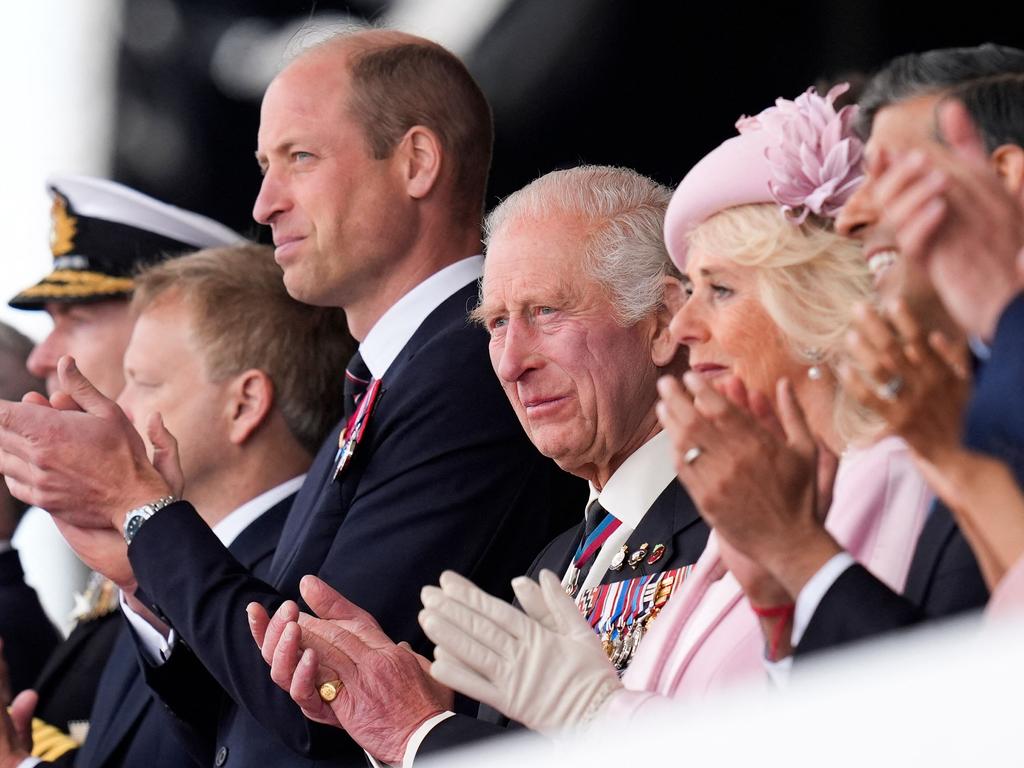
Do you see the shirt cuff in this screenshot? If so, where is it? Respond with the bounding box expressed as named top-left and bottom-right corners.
top-left (762, 654), bottom-right (793, 688)
top-left (17, 758), bottom-right (43, 768)
top-left (119, 591), bottom-right (176, 665)
top-left (385, 711), bottom-right (455, 768)
top-left (792, 552), bottom-right (856, 647)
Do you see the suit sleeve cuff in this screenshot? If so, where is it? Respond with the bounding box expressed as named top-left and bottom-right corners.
top-left (792, 552), bottom-right (856, 647)
top-left (119, 590), bottom-right (177, 664)
top-left (371, 711), bottom-right (455, 768)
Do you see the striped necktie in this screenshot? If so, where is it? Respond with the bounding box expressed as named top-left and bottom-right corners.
top-left (343, 351), bottom-right (372, 421)
top-left (574, 499), bottom-right (618, 584)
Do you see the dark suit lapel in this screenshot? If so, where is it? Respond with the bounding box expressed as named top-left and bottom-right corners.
top-left (384, 281), bottom-right (480, 380)
top-left (270, 281), bottom-right (480, 593)
top-left (76, 627), bottom-right (147, 767)
top-left (270, 425), bottom-right (344, 582)
top-left (231, 495), bottom-right (294, 579)
top-left (903, 501), bottom-right (956, 606)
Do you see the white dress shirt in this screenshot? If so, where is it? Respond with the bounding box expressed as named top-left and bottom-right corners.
top-left (562, 430), bottom-right (678, 595)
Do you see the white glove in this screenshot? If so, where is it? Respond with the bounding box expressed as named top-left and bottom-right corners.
top-left (418, 569), bottom-right (622, 735)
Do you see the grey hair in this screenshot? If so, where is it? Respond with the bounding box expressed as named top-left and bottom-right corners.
top-left (484, 165), bottom-right (676, 326)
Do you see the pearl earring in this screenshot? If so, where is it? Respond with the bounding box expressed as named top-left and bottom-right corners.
top-left (806, 349), bottom-right (824, 380)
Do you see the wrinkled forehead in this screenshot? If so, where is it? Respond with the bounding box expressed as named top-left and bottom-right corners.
top-left (481, 220), bottom-right (591, 305)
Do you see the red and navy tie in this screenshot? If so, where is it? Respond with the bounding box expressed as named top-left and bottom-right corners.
top-left (343, 350), bottom-right (372, 422)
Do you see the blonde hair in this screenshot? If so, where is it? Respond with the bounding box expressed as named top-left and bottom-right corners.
top-left (688, 203), bottom-right (880, 444)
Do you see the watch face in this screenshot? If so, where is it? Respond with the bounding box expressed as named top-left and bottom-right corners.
top-left (125, 515), bottom-right (143, 541)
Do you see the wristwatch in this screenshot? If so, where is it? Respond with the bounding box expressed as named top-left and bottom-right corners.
top-left (123, 496), bottom-right (177, 544)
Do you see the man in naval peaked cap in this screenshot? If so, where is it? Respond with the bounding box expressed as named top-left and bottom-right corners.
top-left (4, 175), bottom-right (240, 753)
top-left (11, 175), bottom-right (242, 398)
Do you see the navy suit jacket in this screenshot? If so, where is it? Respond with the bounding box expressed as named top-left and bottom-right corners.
top-left (69, 494), bottom-right (293, 768)
top-left (419, 479), bottom-right (710, 756)
top-left (127, 280), bottom-right (584, 767)
top-left (798, 293), bottom-right (1024, 655)
top-left (0, 549), bottom-right (61, 695)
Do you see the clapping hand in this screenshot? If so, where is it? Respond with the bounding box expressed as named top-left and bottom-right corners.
top-left (419, 570), bottom-right (621, 734)
top-left (247, 576), bottom-right (450, 765)
top-left (840, 299), bottom-right (970, 465)
top-left (656, 372), bottom-right (841, 599)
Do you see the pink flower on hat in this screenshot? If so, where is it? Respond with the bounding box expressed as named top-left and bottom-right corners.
top-left (735, 84), bottom-right (864, 223)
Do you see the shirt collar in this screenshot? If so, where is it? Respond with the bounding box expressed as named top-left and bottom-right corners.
top-left (587, 430), bottom-right (676, 529)
top-left (212, 474), bottom-right (305, 547)
top-left (359, 256), bottom-right (484, 379)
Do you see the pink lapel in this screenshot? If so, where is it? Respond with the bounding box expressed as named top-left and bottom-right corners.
top-left (638, 533), bottom-right (727, 688)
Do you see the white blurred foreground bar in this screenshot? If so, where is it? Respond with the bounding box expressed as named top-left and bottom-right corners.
top-left (424, 609), bottom-right (1020, 767)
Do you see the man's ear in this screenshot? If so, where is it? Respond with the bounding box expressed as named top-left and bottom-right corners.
top-left (651, 276), bottom-right (685, 368)
top-left (226, 369), bottom-right (274, 446)
top-left (395, 125), bottom-right (443, 199)
top-left (991, 143), bottom-right (1024, 199)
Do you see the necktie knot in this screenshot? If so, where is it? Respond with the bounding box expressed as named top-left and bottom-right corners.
top-left (343, 351), bottom-right (372, 420)
top-left (583, 499), bottom-right (606, 540)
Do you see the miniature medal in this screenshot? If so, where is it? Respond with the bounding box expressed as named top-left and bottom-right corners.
top-left (646, 543), bottom-right (666, 565)
top-left (609, 544), bottom-right (628, 571)
top-left (565, 567), bottom-right (580, 597)
top-left (628, 542), bottom-right (648, 569)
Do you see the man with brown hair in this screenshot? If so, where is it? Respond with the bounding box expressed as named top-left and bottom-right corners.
top-left (0, 29), bottom-right (581, 767)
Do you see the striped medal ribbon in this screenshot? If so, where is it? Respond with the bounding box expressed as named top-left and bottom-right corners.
top-left (565, 513), bottom-right (622, 597)
top-left (576, 563), bottom-right (694, 671)
top-left (334, 378), bottom-right (382, 479)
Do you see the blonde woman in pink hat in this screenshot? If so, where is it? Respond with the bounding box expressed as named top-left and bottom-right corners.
top-left (404, 84), bottom-right (934, 734)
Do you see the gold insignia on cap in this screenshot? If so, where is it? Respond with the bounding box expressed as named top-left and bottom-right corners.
top-left (14, 270), bottom-right (134, 301)
top-left (49, 193), bottom-right (78, 257)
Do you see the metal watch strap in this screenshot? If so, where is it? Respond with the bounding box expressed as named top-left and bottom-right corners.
top-left (123, 496), bottom-right (177, 544)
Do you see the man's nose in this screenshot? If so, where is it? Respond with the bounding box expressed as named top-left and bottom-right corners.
top-left (252, 167), bottom-right (289, 226)
top-left (835, 182), bottom-right (876, 239)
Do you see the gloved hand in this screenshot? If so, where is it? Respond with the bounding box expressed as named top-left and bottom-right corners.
top-left (418, 569), bottom-right (622, 735)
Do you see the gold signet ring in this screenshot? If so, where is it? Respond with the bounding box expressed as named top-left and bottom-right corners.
top-left (318, 679), bottom-right (344, 702)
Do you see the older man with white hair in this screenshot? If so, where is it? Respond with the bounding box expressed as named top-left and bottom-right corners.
top-left (248, 164), bottom-right (711, 766)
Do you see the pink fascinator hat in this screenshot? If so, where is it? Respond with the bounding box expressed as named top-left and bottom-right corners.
top-left (665, 83), bottom-right (865, 270)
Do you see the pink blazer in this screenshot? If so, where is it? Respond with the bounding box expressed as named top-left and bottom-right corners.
top-left (603, 436), bottom-right (932, 719)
